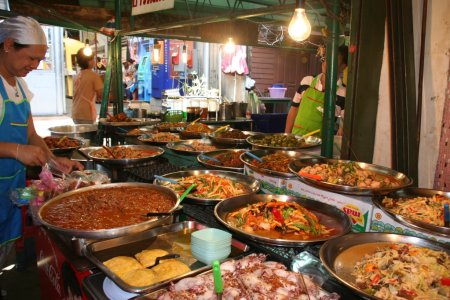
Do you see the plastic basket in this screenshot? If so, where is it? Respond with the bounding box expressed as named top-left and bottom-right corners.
top-left (268, 87), bottom-right (287, 98)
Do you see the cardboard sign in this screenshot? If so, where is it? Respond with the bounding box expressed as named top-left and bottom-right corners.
top-left (132, 0), bottom-right (175, 16)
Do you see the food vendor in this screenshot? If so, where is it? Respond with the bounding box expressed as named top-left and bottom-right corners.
top-left (285, 45), bottom-right (348, 136)
top-left (0, 16), bottom-right (83, 271)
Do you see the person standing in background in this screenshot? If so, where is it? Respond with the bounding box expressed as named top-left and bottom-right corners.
top-left (72, 48), bottom-right (103, 124)
top-left (0, 16), bottom-right (83, 287)
top-left (285, 45), bottom-right (348, 136)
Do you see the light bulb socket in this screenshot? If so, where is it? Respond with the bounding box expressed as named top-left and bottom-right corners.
top-left (296, 0), bottom-right (306, 9)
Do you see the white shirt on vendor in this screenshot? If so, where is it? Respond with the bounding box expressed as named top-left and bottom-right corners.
top-left (0, 75), bottom-right (34, 110)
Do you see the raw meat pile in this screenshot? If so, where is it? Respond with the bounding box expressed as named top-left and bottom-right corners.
top-left (157, 253), bottom-right (340, 300)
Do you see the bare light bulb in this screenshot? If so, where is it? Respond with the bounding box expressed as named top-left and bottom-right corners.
top-left (182, 45), bottom-right (188, 64)
top-left (224, 37), bottom-right (236, 54)
top-left (83, 38), bottom-right (93, 56)
top-left (288, 8), bottom-right (312, 42)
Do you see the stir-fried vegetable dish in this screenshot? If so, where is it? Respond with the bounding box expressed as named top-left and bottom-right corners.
top-left (166, 174), bottom-right (249, 199)
top-left (173, 141), bottom-right (218, 152)
top-left (382, 194), bottom-right (450, 227)
top-left (299, 161), bottom-right (400, 188)
top-left (251, 134), bottom-right (306, 148)
top-left (44, 136), bottom-right (81, 149)
top-left (90, 146), bottom-right (159, 159)
top-left (352, 243), bottom-right (450, 299)
top-left (139, 132), bottom-right (180, 143)
top-left (251, 152), bottom-right (295, 173)
top-left (227, 200), bottom-right (333, 240)
top-left (206, 150), bottom-right (245, 168)
top-left (216, 130), bottom-right (249, 139)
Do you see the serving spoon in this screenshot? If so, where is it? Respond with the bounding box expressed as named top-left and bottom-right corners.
top-left (102, 145), bottom-right (116, 158)
top-left (146, 253), bottom-right (180, 269)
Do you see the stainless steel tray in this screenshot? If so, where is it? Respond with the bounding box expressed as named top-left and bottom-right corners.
top-left (44, 136), bottom-right (85, 156)
top-left (178, 125), bottom-right (218, 139)
top-left (166, 139), bottom-right (225, 155)
top-left (246, 133), bottom-right (321, 150)
top-left (38, 183), bottom-right (179, 239)
top-left (373, 187), bottom-right (450, 237)
top-left (137, 133), bottom-right (181, 145)
top-left (215, 194), bottom-right (352, 247)
top-left (240, 149), bottom-right (319, 178)
top-left (83, 221), bottom-right (250, 294)
top-left (319, 232), bottom-right (450, 300)
top-left (99, 118), bottom-right (160, 127)
top-left (208, 130), bottom-right (258, 146)
top-left (197, 149), bottom-right (247, 172)
top-left (153, 170), bottom-right (260, 205)
top-left (82, 145), bottom-right (164, 166)
top-left (289, 157), bottom-right (413, 195)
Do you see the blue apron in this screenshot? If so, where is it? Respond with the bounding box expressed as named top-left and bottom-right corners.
top-left (0, 78), bottom-right (29, 245)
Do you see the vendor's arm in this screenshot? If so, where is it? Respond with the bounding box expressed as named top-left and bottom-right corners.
top-left (285, 104), bottom-right (299, 133)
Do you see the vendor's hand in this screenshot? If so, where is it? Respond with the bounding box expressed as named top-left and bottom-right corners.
top-left (16, 144), bottom-right (49, 166)
top-left (52, 156), bottom-right (84, 174)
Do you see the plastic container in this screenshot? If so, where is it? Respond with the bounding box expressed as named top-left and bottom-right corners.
top-left (251, 113), bottom-right (288, 133)
top-left (268, 87), bottom-right (287, 98)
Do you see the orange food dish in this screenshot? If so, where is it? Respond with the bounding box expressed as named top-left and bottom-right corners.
top-left (40, 187), bottom-right (175, 230)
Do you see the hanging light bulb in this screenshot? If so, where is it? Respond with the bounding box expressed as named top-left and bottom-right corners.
top-left (182, 45), bottom-right (188, 64)
top-left (288, 0), bottom-right (312, 42)
top-left (83, 38), bottom-right (93, 56)
top-left (224, 37), bottom-right (235, 54)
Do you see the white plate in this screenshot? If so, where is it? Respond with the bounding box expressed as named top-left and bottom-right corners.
top-left (103, 277), bottom-right (138, 300)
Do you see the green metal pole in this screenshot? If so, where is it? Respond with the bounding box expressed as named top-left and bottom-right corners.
top-left (115, 0), bottom-right (124, 113)
top-left (99, 50), bottom-right (113, 118)
top-left (321, 0), bottom-right (340, 157)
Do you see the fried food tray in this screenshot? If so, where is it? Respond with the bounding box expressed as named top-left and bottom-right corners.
top-left (83, 221), bottom-right (250, 294)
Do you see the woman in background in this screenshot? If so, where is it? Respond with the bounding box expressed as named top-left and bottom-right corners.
top-left (72, 48), bottom-right (103, 124)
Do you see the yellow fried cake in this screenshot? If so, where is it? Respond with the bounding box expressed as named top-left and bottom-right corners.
top-left (103, 256), bottom-right (143, 278)
top-left (151, 259), bottom-right (191, 282)
top-left (121, 268), bottom-right (158, 287)
top-left (134, 249), bottom-right (169, 268)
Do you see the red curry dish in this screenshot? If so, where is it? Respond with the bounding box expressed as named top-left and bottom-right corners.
top-left (40, 187), bottom-right (176, 230)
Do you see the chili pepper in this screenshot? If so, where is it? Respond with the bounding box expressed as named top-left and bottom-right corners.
top-left (298, 172), bottom-right (322, 181)
top-left (441, 277), bottom-right (450, 286)
top-left (370, 273), bottom-right (381, 285)
top-left (272, 208), bottom-right (284, 224)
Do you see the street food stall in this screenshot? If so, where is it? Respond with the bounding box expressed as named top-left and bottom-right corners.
top-left (27, 121), bottom-right (450, 300)
top-left (4, 0), bottom-right (450, 300)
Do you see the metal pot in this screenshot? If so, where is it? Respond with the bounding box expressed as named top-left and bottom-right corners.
top-left (218, 103), bottom-right (234, 120)
top-left (132, 108), bottom-right (147, 118)
top-left (49, 124), bottom-right (97, 141)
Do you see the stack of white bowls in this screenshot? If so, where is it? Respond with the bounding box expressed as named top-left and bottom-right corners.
top-left (191, 228), bottom-right (232, 265)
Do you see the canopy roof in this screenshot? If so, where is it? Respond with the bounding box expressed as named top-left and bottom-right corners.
top-left (4, 0), bottom-right (350, 50)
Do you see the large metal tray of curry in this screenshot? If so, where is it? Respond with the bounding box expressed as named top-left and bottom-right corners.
top-left (83, 221), bottom-right (250, 294)
top-left (214, 194), bottom-right (352, 247)
top-left (37, 183), bottom-right (179, 239)
top-left (240, 149), bottom-right (320, 178)
top-left (289, 157), bottom-right (413, 196)
top-left (79, 145), bottom-right (164, 166)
